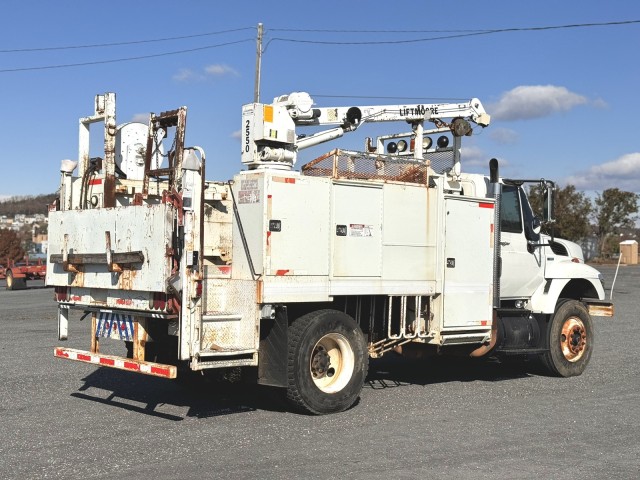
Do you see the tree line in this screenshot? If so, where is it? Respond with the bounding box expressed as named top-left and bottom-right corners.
top-left (529, 186), bottom-right (639, 257)
top-left (0, 194), bottom-right (55, 262)
top-left (0, 194), bottom-right (56, 217)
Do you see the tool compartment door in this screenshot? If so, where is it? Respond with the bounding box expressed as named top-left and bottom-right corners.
top-left (331, 183), bottom-right (383, 277)
top-left (442, 197), bottom-right (494, 328)
top-left (47, 204), bottom-right (174, 291)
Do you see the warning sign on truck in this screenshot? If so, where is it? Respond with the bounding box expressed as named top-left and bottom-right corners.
top-left (238, 179), bottom-right (260, 204)
top-left (349, 224), bottom-right (373, 237)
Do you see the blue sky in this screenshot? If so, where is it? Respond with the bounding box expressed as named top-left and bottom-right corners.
top-left (0, 1), bottom-right (638, 198)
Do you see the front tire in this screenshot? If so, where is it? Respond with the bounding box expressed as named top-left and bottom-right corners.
top-left (287, 309), bottom-right (368, 415)
top-left (540, 299), bottom-right (593, 377)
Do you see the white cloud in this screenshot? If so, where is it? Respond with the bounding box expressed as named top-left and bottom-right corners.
top-left (460, 145), bottom-right (509, 168)
top-left (592, 97), bottom-right (609, 109)
top-left (131, 113), bottom-right (149, 123)
top-left (173, 68), bottom-right (202, 82)
top-left (565, 152), bottom-right (640, 191)
top-left (489, 127), bottom-right (519, 144)
top-left (204, 64), bottom-right (239, 77)
top-left (173, 64), bottom-right (240, 83)
top-left (490, 85), bottom-right (588, 121)
top-left (231, 130), bottom-right (241, 140)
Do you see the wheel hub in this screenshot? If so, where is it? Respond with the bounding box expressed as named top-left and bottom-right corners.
top-left (308, 332), bottom-right (355, 393)
top-left (560, 317), bottom-right (587, 362)
top-left (311, 345), bottom-right (331, 378)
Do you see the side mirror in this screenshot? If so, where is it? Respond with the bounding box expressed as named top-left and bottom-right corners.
top-left (524, 215), bottom-right (541, 243)
top-left (542, 181), bottom-right (555, 223)
top-left (532, 216), bottom-right (542, 235)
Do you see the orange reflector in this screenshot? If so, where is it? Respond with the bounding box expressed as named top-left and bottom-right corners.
top-left (263, 105), bottom-right (273, 123)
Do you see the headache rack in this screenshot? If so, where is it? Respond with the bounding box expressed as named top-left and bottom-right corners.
top-left (301, 148), bottom-right (456, 184)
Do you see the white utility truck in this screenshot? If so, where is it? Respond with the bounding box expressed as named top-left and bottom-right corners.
top-left (48, 92), bottom-right (613, 414)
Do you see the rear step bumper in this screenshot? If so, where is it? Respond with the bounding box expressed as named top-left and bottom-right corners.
top-left (54, 347), bottom-right (176, 379)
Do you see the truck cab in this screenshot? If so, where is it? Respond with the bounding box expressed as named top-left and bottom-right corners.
top-left (465, 173), bottom-right (610, 372)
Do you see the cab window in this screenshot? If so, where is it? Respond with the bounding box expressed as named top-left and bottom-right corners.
top-left (501, 185), bottom-right (522, 233)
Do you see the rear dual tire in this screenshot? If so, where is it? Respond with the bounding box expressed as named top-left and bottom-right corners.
top-left (287, 309), bottom-right (368, 415)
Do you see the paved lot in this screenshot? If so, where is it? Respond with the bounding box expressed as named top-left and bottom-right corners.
top-left (1, 265), bottom-right (638, 480)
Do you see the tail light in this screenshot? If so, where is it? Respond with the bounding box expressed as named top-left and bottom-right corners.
top-left (54, 286), bottom-right (69, 302)
top-left (152, 291), bottom-right (167, 311)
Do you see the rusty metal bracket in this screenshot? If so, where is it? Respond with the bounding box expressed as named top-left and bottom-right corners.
top-left (162, 188), bottom-right (184, 226)
top-left (105, 231), bottom-right (122, 272)
top-left (51, 252), bottom-right (144, 266)
top-left (143, 107), bottom-right (187, 196)
top-left (582, 298), bottom-right (614, 317)
top-left (132, 192), bottom-right (144, 206)
top-left (51, 231), bottom-right (144, 271)
top-left (61, 233), bottom-right (82, 273)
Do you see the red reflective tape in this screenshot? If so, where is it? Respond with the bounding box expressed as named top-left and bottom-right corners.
top-left (99, 357), bottom-right (115, 366)
top-left (273, 177), bottom-right (296, 184)
top-left (77, 353), bottom-right (92, 362)
top-left (150, 366), bottom-right (171, 377)
top-left (55, 348), bottom-right (69, 358)
top-left (266, 230), bottom-right (271, 246)
top-left (267, 194), bottom-right (272, 199)
top-left (124, 361), bottom-right (140, 371)
top-left (478, 202), bottom-right (494, 209)
top-left (481, 320), bottom-right (488, 326)
top-left (275, 269), bottom-right (290, 276)
top-left (89, 179), bottom-right (103, 186)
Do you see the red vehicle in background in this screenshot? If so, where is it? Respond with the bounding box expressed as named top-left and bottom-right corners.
top-left (0, 257), bottom-right (46, 290)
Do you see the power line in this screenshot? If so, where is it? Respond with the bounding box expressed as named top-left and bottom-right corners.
top-left (0, 39), bottom-right (253, 73)
top-left (1, 19), bottom-right (637, 73)
top-left (269, 28), bottom-right (490, 33)
top-left (0, 27), bottom-right (255, 53)
top-left (267, 19), bottom-right (640, 46)
top-left (3, 19), bottom-right (635, 55)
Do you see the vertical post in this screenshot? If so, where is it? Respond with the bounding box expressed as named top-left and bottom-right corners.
top-left (58, 306), bottom-right (69, 341)
top-left (413, 122), bottom-right (424, 160)
top-left (254, 23), bottom-right (263, 103)
top-left (78, 120), bottom-right (90, 179)
top-left (133, 317), bottom-right (148, 362)
top-left (489, 158), bottom-right (501, 309)
top-left (103, 92), bottom-right (117, 208)
top-left (60, 172), bottom-right (73, 211)
top-left (91, 313), bottom-right (99, 353)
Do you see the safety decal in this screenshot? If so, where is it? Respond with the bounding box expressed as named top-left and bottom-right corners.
top-left (349, 224), bottom-right (373, 237)
top-left (238, 179), bottom-right (260, 204)
top-left (96, 313), bottom-right (135, 341)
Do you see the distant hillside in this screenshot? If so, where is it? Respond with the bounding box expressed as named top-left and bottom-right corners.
top-left (0, 194), bottom-right (56, 217)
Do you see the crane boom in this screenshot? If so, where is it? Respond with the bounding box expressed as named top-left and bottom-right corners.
top-left (241, 92), bottom-right (490, 170)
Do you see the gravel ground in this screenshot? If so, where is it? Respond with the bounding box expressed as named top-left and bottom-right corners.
top-left (0, 265), bottom-right (638, 479)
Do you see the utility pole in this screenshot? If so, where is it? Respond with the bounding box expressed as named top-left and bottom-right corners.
top-left (254, 23), bottom-right (263, 103)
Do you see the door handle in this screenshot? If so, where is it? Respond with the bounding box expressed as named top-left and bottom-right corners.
top-left (500, 241), bottom-right (510, 246)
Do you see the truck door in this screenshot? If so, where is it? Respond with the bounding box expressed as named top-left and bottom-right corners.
top-left (499, 185), bottom-right (544, 299)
